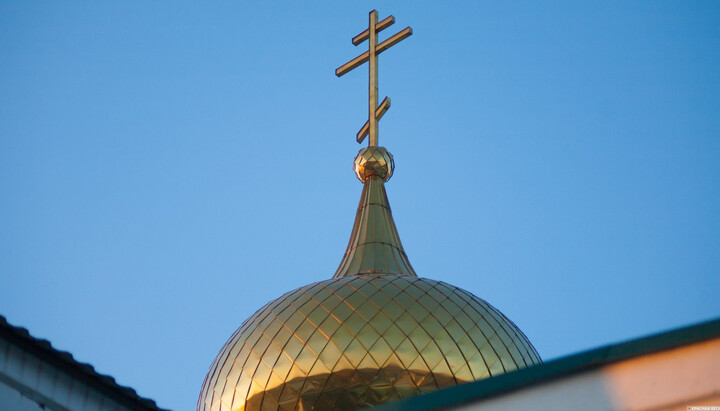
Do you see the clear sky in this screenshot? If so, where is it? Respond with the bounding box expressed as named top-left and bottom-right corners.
top-left (1, 2), bottom-right (719, 410)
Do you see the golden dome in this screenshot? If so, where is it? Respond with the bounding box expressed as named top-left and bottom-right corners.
top-left (198, 275), bottom-right (539, 410)
top-left (199, 11), bottom-right (541, 410)
top-left (198, 151), bottom-right (541, 410)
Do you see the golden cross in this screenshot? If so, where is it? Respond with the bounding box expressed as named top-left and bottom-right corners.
top-left (336, 10), bottom-right (412, 147)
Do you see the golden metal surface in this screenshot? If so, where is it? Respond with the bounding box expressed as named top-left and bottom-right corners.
top-left (337, 148), bottom-right (416, 278)
top-left (198, 276), bottom-right (541, 411)
top-left (352, 146), bottom-right (394, 183)
top-left (198, 11), bottom-right (542, 411)
top-left (336, 10), bottom-right (412, 148)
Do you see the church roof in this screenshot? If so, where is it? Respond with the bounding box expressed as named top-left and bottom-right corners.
top-left (0, 314), bottom-right (166, 411)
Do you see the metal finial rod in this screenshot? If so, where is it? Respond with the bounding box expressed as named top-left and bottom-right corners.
top-left (368, 10), bottom-right (379, 146)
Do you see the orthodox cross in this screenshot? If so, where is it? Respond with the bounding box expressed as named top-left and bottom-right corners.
top-left (336, 10), bottom-right (412, 147)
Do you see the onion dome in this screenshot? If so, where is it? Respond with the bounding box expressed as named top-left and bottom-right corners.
top-left (197, 10), bottom-right (541, 411)
top-left (197, 147), bottom-right (541, 410)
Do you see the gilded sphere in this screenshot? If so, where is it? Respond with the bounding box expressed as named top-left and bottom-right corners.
top-left (353, 147), bottom-right (394, 182)
top-left (198, 275), bottom-right (541, 410)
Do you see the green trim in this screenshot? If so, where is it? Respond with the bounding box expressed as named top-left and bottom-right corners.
top-left (373, 317), bottom-right (720, 411)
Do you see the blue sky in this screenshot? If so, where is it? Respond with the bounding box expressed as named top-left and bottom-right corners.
top-left (1, 2), bottom-right (719, 410)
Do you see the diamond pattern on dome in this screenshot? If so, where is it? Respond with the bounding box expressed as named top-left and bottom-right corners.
top-left (198, 275), bottom-right (541, 411)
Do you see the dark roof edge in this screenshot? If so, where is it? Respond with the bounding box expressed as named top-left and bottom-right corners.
top-left (373, 317), bottom-right (720, 411)
top-left (0, 315), bottom-right (169, 411)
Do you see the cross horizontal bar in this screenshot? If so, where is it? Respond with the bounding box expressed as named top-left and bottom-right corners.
top-left (336, 51), bottom-right (368, 77)
top-left (352, 15), bottom-right (395, 46)
top-left (336, 26), bottom-right (413, 77)
top-left (357, 97), bottom-right (391, 143)
top-left (376, 26), bottom-right (413, 55)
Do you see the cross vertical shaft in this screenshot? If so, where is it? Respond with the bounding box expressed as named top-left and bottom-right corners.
top-left (368, 10), bottom-right (379, 147)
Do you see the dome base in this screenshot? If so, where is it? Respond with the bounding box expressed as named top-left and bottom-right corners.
top-left (198, 275), bottom-right (541, 411)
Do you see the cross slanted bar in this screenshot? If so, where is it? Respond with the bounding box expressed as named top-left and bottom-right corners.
top-left (336, 10), bottom-right (412, 147)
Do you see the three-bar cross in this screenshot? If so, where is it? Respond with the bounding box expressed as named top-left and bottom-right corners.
top-left (336, 10), bottom-right (412, 147)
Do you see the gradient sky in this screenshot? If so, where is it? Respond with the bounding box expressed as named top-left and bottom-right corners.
top-left (1, 2), bottom-right (719, 410)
